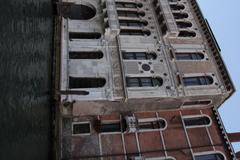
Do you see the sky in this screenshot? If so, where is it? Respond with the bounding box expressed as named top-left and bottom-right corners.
top-left (197, 0), bottom-right (240, 152)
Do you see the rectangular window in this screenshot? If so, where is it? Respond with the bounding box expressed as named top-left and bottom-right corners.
top-left (194, 153), bottom-right (224, 160)
top-left (122, 52), bottom-right (157, 60)
top-left (126, 77), bottom-right (163, 87)
top-left (69, 77), bottom-right (106, 88)
top-left (100, 121), bottom-right (121, 133)
top-left (175, 53), bottom-right (204, 60)
top-left (183, 76), bottom-right (213, 86)
top-left (72, 122), bottom-right (90, 135)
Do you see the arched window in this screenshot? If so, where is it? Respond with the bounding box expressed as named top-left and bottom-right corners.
top-left (183, 76), bottom-right (214, 86)
top-left (182, 100), bottom-right (212, 106)
top-left (176, 21), bottom-right (192, 28)
top-left (119, 20), bottom-right (148, 27)
top-left (194, 152), bottom-right (225, 160)
top-left (69, 32), bottom-right (101, 39)
top-left (173, 12), bottom-right (188, 19)
top-left (122, 52), bottom-right (157, 60)
top-left (120, 29), bottom-right (151, 36)
top-left (126, 77), bottom-right (163, 87)
top-left (170, 4), bottom-right (185, 10)
top-left (115, 2), bottom-right (143, 8)
top-left (67, 4), bottom-right (96, 20)
top-left (117, 10), bottom-right (145, 18)
top-left (178, 30), bottom-right (196, 37)
top-left (183, 115), bottom-right (211, 128)
top-left (175, 52), bottom-right (204, 60)
top-left (138, 118), bottom-right (166, 131)
top-left (69, 77), bottom-right (106, 88)
top-left (69, 51), bottom-right (103, 59)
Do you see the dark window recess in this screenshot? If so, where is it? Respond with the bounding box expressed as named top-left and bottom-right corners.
top-left (68, 4), bottom-right (96, 20)
top-left (120, 29), bottom-right (151, 36)
top-left (173, 12), bottom-right (188, 19)
top-left (175, 52), bottom-right (204, 60)
top-left (60, 90), bottom-right (90, 95)
top-left (195, 153), bottom-right (224, 160)
top-left (100, 122), bottom-right (121, 132)
top-left (183, 100), bottom-right (212, 106)
top-left (155, 5), bottom-right (161, 13)
top-left (139, 120), bottom-right (166, 130)
top-left (183, 76), bottom-right (213, 86)
top-left (157, 14), bottom-right (165, 24)
top-left (126, 77), bottom-right (163, 87)
top-left (161, 24), bottom-right (168, 35)
top-left (115, 2), bottom-right (143, 8)
top-left (183, 116), bottom-right (211, 127)
top-left (72, 123), bottom-right (90, 134)
top-left (69, 32), bottom-right (101, 39)
top-left (178, 31), bottom-right (196, 37)
top-left (169, 0), bottom-right (181, 2)
top-left (119, 20), bottom-right (148, 27)
top-left (69, 77), bottom-right (106, 88)
top-left (176, 21), bottom-right (192, 28)
top-left (117, 10), bottom-right (145, 18)
top-left (69, 51), bottom-right (103, 59)
top-left (122, 52), bottom-right (157, 60)
top-left (170, 4), bottom-right (185, 10)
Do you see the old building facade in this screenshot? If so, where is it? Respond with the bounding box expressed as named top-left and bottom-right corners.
top-left (54, 0), bottom-right (238, 159)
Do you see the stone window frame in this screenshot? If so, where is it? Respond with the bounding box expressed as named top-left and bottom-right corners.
top-left (99, 119), bottom-right (122, 135)
top-left (145, 156), bottom-right (176, 160)
top-left (137, 117), bottom-right (167, 132)
top-left (72, 121), bottom-right (91, 136)
top-left (182, 114), bottom-right (212, 129)
top-left (126, 77), bottom-right (163, 88)
top-left (193, 151), bottom-right (226, 160)
top-left (181, 74), bottom-right (215, 87)
top-left (174, 52), bottom-right (206, 61)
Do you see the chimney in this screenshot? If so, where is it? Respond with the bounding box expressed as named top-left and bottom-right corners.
top-left (227, 132), bottom-right (240, 143)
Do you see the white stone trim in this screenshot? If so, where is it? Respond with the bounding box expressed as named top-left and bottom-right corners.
top-left (182, 114), bottom-right (212, 129)
top-left (193, 151), bottom-right (227, 160)
top-left (71, 121), bottom-right (91, 136)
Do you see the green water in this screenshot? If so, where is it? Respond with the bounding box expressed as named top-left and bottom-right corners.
top-left (0, 0), bottom-right (53, 159)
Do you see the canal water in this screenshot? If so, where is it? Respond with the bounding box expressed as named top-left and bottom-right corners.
top-left (0, 0), bottom-right (53, 160)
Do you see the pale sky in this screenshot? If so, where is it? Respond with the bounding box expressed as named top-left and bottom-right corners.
top-left (197, 0), bottom-right (240, 152)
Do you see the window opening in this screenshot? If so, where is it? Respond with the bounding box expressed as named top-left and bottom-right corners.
top-left (72, 122), bottom-right (90, 135)
top-left (176, 21), bottom-right (192, 28)
top-left (69, 32), bottom-right (101, 39)
top-left (138, 119), bottom-right (166, 130)
top-left (100, 122), bottom-right (121, 133)
top-left (175, 52), bottom-right (204, 60)
top-left (117, 10), bottom-right (145, 18)
top-left (183, 76), bottom-right (213, 86)
top-left (173, 12), bottom-right (188, 19)
top-left (69, 77), bottom-right (106, 88)
top-left (115, 2), bottom-right (143, 8)
top-left (178, 31), bottom-right (196, 37)
top-left (126, 77), bottom-right (163, 87)
top-left (122, 52), bottom-right (157, 60)
top-left (67, 4), bottom-right (96, 20)
top-left (69, 51), bottom-right (103, 59)
top-left (194, 153), bottom-right (225, 160)
top-left (119, 20), bottom-right (148, 27)
top-left (183, 115), bottom-right (211, 127)
top-left (170, 4), bottom-right (185, 10)
top-left (183, 100), bottom-right (212, 106)
top-left (120, 29), bottom-right (151, 36)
